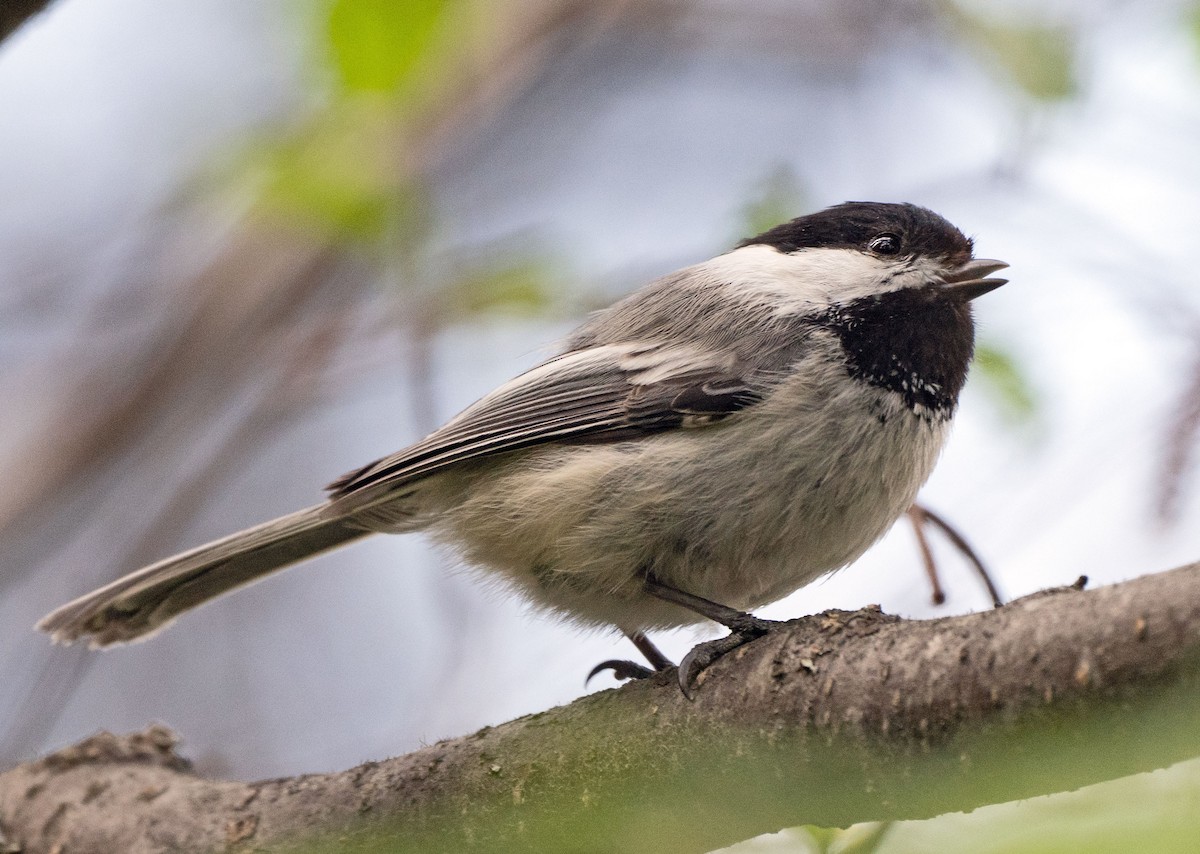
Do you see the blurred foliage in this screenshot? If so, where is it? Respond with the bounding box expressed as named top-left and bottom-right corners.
top-left (229, 0), bottom-right (563, 326)
top-left (327, 0), bottom-right (459, 98)
top-left (729, 762), bottom-right (1200, 853)
top-left (739, 166), bottom-right (810, 238)
top-left (1190, 2), bottom-right (1200, 59)
top-left (850, 758), bottom-right (1200, 854)
top-left (248, 102), bottom-right (400, 241)
top-left (433, 256), bottom-right (559, 323)
top-left (973, 340), bottom-right (1040, 427)
top-left (246, 0), bottom-right (470, 242)
top-left (943, 2), bottom-right (1078, 102)
top-left (782, 822), bottom-right (890, 854)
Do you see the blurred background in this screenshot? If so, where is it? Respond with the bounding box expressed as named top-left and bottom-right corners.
top-left (2, 0), bottom-right (1200, 824)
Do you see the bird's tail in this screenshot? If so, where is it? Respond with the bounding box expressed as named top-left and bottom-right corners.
top-left (37, 504), bottom-right (370, 647)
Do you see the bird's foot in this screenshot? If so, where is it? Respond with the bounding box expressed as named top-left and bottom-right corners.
top-left (586, 629), bottom-right (674, 686)
top-left (678, 616), bottom-right (779, 699)
top-left (586, 659), bottom-right (658, 684)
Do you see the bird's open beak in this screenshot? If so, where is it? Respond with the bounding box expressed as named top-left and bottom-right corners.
top-left (940, 258), bottom-right (1008, 300)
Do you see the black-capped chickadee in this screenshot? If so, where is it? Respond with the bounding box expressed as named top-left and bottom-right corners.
top-left (38, 202), bottom-right (1006, 695)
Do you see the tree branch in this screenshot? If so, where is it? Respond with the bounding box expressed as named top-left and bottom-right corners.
top-left (3, 562), bottom-right (1200, 853)
top-left (0, 0), bottom-right (54, 45)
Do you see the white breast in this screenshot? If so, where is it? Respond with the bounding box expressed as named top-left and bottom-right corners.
top-left (427, 339), bottom-right (952, 633)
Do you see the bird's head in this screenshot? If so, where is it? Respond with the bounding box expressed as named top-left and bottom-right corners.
top-left (728, 201), bottom-right (1007, 311)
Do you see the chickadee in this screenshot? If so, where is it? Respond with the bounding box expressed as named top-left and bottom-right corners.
top-left (38, 202), bottom-right (1006, 695)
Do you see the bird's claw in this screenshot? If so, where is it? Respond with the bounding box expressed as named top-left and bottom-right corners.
top-left (589, 615), bottom-right (780, 696)
top-left (678, 620), bottom-right (778, 699)
top-left (586, 659), bottom-right (658, 685)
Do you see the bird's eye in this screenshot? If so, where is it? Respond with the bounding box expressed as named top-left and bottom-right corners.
top-left (868, 233), bottom-right (901, 255)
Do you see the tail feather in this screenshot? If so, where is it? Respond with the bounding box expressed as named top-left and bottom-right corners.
top-left (37, 504), bottom-right (369, 647)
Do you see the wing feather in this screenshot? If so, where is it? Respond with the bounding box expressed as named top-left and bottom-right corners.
top-left (327, 343), bottom-right (769, 508)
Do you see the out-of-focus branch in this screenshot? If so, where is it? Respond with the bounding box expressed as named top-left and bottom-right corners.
top-left (3, 563), bottom-right (1200, 853)
top-left (0, 0), bottom-right (665, 771)
top-left (909, 503), bottom-right (1005, 607)
top-left (0, 0), bottom-right (654, 754)
top-left (0, 226), bottom-right (362, 762)
top-left (0, 0), bottom-right (53, 44)
top-left (1157, 343), bottom-right (1200, 525)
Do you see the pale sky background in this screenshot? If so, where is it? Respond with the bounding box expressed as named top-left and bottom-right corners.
top-left (2, 0), bottom-right (1199, 779)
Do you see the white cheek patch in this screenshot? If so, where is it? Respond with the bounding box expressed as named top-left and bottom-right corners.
top-left (695, 245), bottom-right (941, 314)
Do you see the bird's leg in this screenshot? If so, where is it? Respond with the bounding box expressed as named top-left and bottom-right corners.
top-left (629, 630), bottom-right (673, 670)
top-left (586, 579), bottom-right (784, 696)
top-left (586, 630), bottom-right (674, 685)
top-left (642, 577), bottom-right (783, 698)
top-left (642, 578), bottom-right (776, 634)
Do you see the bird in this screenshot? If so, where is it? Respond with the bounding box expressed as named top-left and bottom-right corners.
top-left (38, 201), bottom-right (1007, 696)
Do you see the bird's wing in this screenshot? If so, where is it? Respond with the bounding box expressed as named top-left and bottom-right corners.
top-left (327, 342), bottom-right (769, 507)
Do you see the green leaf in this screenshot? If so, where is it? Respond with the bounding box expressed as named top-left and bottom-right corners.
top-left (946, 4), bottom-right (1078, 102)
top-left (242, 104), bottom-right (402, 242)
top-left (739, 165), bottom-right (809, 237)
top-left (1189, 2), bottom-right (1200, 57)
top-left (326, 0), bottom-right (454, 95)
top-left (802, 825), bottom-right (839, 851)
top-left (991, 24), bottom-right (1076, 101)
top-left (437, 257), bottom-right (559, 322)
top-left (973, 340), bottom-right (1039, 425)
